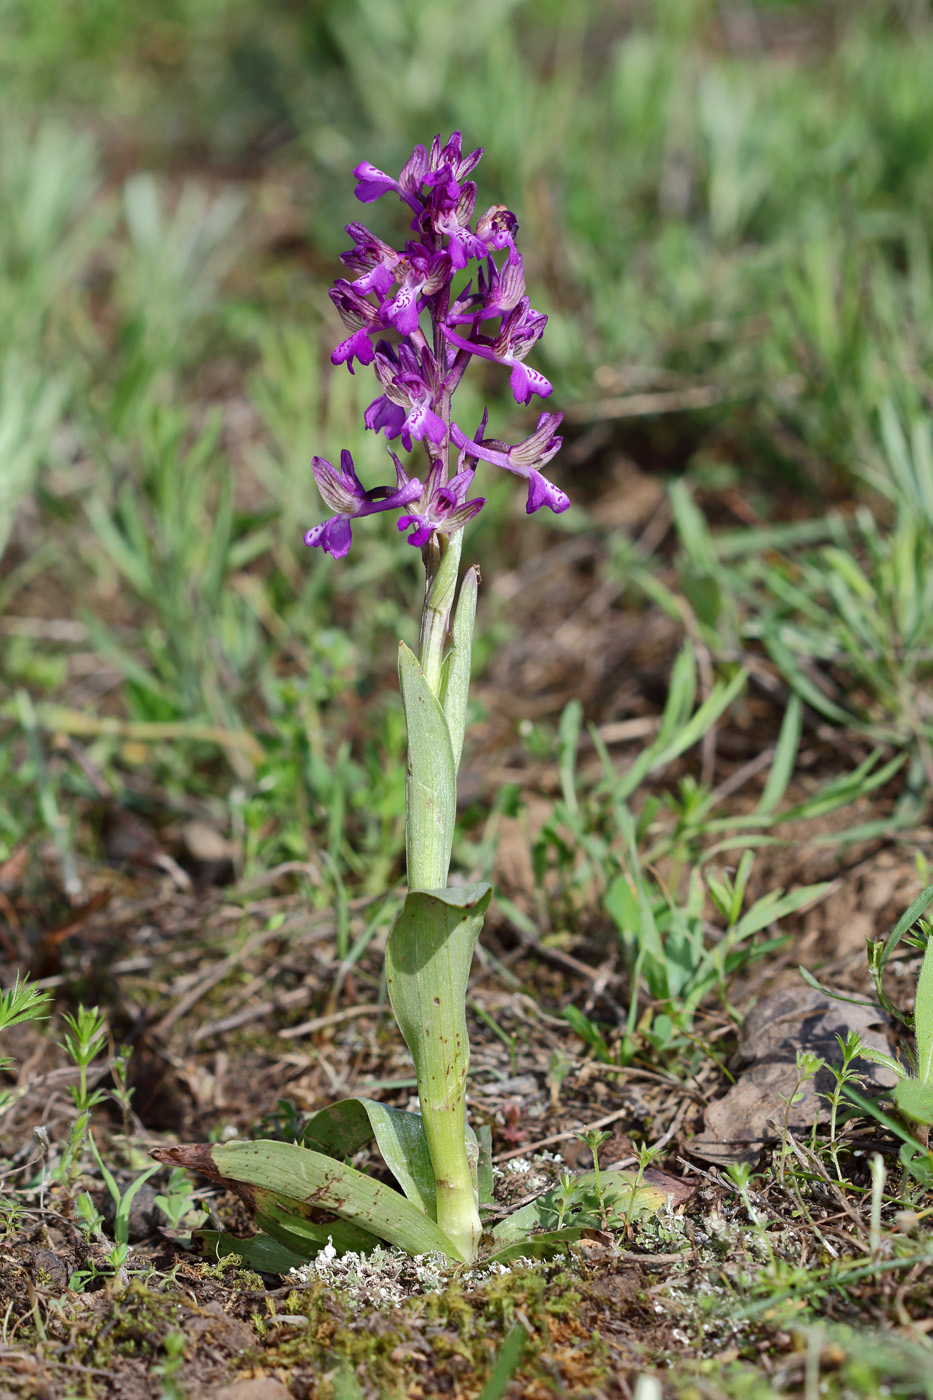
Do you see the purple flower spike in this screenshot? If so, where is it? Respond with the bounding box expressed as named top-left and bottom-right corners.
top-left (304, 450), bottom-right (423, 559)
top-left (307, 131), bottom-right (565, 558)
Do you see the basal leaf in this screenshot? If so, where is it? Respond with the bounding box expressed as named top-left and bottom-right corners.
top-left (487, 1227), bottom-right (590, 1265)
top-left (895, 1077), bottom-right (933, 1126)
top-left (151, 1140), bottom-right (461, 1260)
top-left (256, 1200), bottom-right (379, 1259)
top-left (301, 1097), bottom-right (436, 1218)
top-left (476, 1122), bottom-right (494, 1210)
top-left (489, 1169), bottom-right (681, 1246)
top-left (193, 1228), bottom-right (311, 1274)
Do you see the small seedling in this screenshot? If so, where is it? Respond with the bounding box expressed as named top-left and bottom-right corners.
top-left (154, 1328), bottom-right (187, 1400)
top-left (86, 1133), bottom-right (160, 1277)
top-left (553, 1173), bottom-right (581, 1232)
top-left (801, 888), bottom-right (933, 1183)
top-left (109, 1044), bottom-right (136, 1138)
top-left (0, 975), bottom-right (52, 1119)
top-left (823, 1029), bottom-right (870, 1179)
top-left (726, 1160), bottom-right (768, 1231)
top-left (859, 920), bottom-right (933, 1146)
top-left (154, 1166), bottom-right (207, 1230)
top-left (576, 1128), bottom-right (612, 1223)
top-left (55, 1004), bottom-right (109, 1186)
top-left (624, 1141), bottom-right (664, 1231)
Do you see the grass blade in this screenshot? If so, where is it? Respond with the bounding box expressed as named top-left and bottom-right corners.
top-left (914, 939), bottom-right (933, 1085)
top-left (757, 694), bottom-right (802, 815)
top-left (478, 1323), bottom-right (527, 1400)
top-left (880, 884), bottom-right (933, 973)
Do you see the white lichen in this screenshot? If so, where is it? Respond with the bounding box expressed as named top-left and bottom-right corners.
top-left (288, 1242), bottom-right (449, 1308)
top-left (287, 1241), bottom-right (546, 1309)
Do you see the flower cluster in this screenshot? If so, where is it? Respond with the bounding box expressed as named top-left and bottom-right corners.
top-left (304, 132), bottom-right (567, 559)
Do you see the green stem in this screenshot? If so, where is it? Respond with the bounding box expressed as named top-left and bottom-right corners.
top-left (421, 1083), bottom-right (482, 1262)
top-left (402, 527), bottom-right (482, 1259)
top-left (405, 529), bottom-right (463, 894)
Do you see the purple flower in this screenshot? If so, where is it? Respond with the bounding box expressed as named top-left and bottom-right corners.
top-left (340, 222), bottom-right (403, 297)
top-left (353, 144), bottom-right (427, 213)
top-left (368, 342), bottom-right (447, 450)
top-left (427, 182), bottom-right (486, 270)
top-left (450, 413), bottom-right (568, 515)
top-left (332, 327), bottom-right (376, 372)
top-left (304, 450), bottom-right (423, 559)
top-left (364, 394), bottom-right (408, 446)
top-left (449, 251), bottom-right (525, 327)
top-left (398, 460), bottom-right (486, 548)
top-left (381, 245), bottom-right (450, 336)
top-left (475, 205), bottom-right (519, 257)
top-left (442, 296), bottom-right (551, 405)
top-left (425, 132), bottom-right (483, 188)
top-left (329, 280), bottom-right (385, 372)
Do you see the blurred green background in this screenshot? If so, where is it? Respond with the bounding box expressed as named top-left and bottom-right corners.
top-left (2, 0), bottom-right (933, 909)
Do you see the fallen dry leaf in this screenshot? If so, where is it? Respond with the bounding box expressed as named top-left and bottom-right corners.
top-left (689, 982), bottom-right (900, 1166)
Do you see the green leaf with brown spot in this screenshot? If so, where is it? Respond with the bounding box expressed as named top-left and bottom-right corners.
top-left (151, 1139), bottom-right (461, 1260)
top-left (301, 1097), bottom-right (436, 1218)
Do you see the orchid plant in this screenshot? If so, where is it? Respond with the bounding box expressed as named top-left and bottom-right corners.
top-left (155, 134), bottom-right (669, 1268)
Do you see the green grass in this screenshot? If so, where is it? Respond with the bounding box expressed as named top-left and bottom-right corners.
top-left (4, 2), bottom-right (933, 1397)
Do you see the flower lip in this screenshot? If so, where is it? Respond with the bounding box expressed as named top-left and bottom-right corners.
top-left (332, 327), bottom-right (376, 373)
top-left (353, 153), bottom-right (425, 213)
